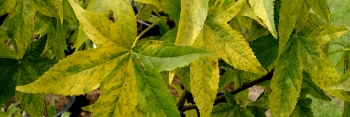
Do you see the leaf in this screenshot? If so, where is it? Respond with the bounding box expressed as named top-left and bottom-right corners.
top-left (160, 26), bottom-right (178, 43)
top-left (47, 18), bottom-right (68, 60)
top-left (301, 71), bottom-right (331, 101)
top-left (249, 94), bottom-right (269, 109)
top-left (304, 0), bottom-right (330, 23)
top-left (249, 35), bottom-right (279, 70)
top-left (290, 98), bottom-right (315, 117)
top-left (87, 0), bottom-right (137, 41)
top-left (82, 0), bottom-right (136, 49)
top-left (133, 40), bottom-right (212, 71)
top-left (0, 29), bottom-right (16, 58)
top-left (204, 22), bottom-right (266, 74)
top-left (207, 0), bottom-right (245, 23)
top-left (247, 106), bottom-right (267, 117)
top-left (248, 0), bottom-right (277, 38)
top-left (305, 24), bottom-right (349, 46)
top-left (278, 0), bottom-right (304, 55)
top-left (269, 37), bottom-right (303, 117)
top-left (17, 1), bottom-right (211, 116)
top-left (0, 58), bottom-right (18, 106)
top-left (190, 56), bottom-right (219, 117)
top-left (1, 0), bottom-right (63, 58)
top-left (161, 0), bottom-right (181, 24)
top-left (218, 68), bottom-right (236, 91)
top-left (175, 66), bottom-right (191, 91)
top-left (135, 0), bottom-right (165, 11)
top-left (211, 92), bottom-right (254, 117)
top-left (1, 35), bottom-right (56, 117)
top-left (175, 0), bottom-right (208, 45)
top-left (237, 3), bottom-right (265, 28)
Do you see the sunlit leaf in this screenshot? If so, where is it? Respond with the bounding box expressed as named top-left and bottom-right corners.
top-left (175, 0), bottom-right (208, 45)
top-left (248, 0), bottom-right (277, 38)
top-left (304, 0), bottom-right (330, 23)
top-left (269, 37), bottom-right (303, 117)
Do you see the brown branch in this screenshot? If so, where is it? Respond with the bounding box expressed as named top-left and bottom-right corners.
top-left (182, 69), bottom-right (274, 111)
top-left (177, 88), bottom-right (190, 111)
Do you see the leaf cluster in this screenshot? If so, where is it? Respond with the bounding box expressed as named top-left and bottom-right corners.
top-left (0, 0), bottom-right (349, 117)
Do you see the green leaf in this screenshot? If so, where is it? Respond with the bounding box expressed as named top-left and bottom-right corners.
top-left (1, 0), bottom-right (63, 58)
top-left (269, 37), bottom-right (303, 117)
top-left (0, 30), bottom-right (16, 58)
top-left (47, 18), bottom-right (68, 60)
top-left (175, 66), bottom-right (191, 91)
top-left (1, 35), bottom-right (56, 117)
top-left (175, 0), bottom-right (208, 45)
top-left (218, 68), bottom-right (235, 92)
top-left (161, 0), bottom-right (181, 24)
top-left (0, 58), bottom-right (18, 106)
top-left (249, 35), bottom-right (279, 70)
top-left (247, 106), bottom-right (267, 117)
top-left (135, 0), bottom-right (165, 11)
top-left (160, 26), bottom-right (178, 43)
top-left (278, 0), bottom-right (304, 55)
top-left (248, 0), bottom-right (277, 38)
top-left (211, 92), bottom-right (254, 117)
top-left (304, 0), bottom-right (330, 23)
top-left (301, 71), bottom-right (331, 101)
top-left (133, 40), bottom-right (212, 71)
top-left (249, 94), bottom-right (269, 109)
top-left (290, 98), bottom-right (315, 117)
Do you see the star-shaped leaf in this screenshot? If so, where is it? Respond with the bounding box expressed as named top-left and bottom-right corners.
top-left (0, 35), bottom-right (56, 117)
top-left (269, 11), bottom-right (349, 117)
top-left (16, 0), bottom-right (211, 116)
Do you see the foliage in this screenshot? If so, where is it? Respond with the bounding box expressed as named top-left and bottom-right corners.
top-left (0, 0), bottom-right (349, 117)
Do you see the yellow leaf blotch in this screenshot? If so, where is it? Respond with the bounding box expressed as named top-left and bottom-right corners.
top-left (175, 0), bottom-right (209, 45)
top-left (190, 56), bottom-right (219, 117)
top-left (307, 25), bottom-right (349, 46)
top-left (203, 23), bottom-right (266, 74)
top-left (69, 0), bottom-right (132, 49)
top-left (16, 47), bottom-right (129, 95)
top-left (269, 37), bottom-right (303, 117)
top-left (248, 0), bottom-right (277, 38)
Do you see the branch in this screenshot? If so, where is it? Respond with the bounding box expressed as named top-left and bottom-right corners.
top-left (182, 69), bottom-right (274, 111)
top-left (177, 88), bottom-right (190, 111)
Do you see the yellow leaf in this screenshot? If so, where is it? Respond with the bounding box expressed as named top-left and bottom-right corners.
top-left (248, 0), bottom-right (277, 38)
top-left (175, 0), bottom-right (209, 45)
top-left (190, 56), bottom-right (219, 117)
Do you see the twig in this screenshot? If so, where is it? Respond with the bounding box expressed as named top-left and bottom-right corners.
top-left (182, 69), bottom-right (274, 111)
top-left (177, 89), bottom-right (190, 112)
